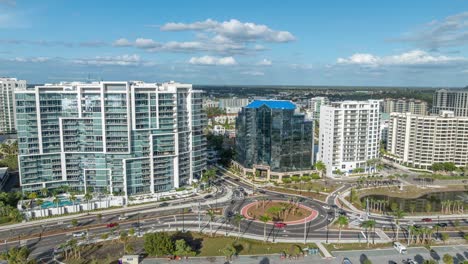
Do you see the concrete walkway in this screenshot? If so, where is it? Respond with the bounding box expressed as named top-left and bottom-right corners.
top-left (316, 242), bottom-right (333, 258)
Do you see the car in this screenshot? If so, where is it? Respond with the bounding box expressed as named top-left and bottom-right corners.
top-left (422, 218), bottom-right (432, 222)
top-left (238, 187), bottom-right (244, 192)
top-left (258, 190), bottom-right (266, 194)
top-left (338, 210), bottom-right (347, 216)
top-left (107, 222), bottom-right (119, 228)
top-left (274, 222), bottom-right (287, 228)
top-left (227, 211), bottom-right (234, 218)
top-left (342, 257), bottom-right (353, 264)
top-left (131, 222), bottom-right (140, 228)
top-left (234, 178), bottom-right (240, 182)
top-left (204, 195), bottom-right (213, 199)
top-left (72, 231), bottom-right (87, 238)
top-left (413, 224), bottom-right (422, 229)
top-left (435, 223), bottom-right (448, 228)
top-left (159, 202), bottom-right (170, 207)
top-left (403, 259), bottom-right (417, 264)
top-left (322, 205), bottom-right (331, 210)
top-left (393, 242), bottom-right (407, 254)
top-left (118, 215), bottom-right (128, 221)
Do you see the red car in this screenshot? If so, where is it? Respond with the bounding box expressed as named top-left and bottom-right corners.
top-left (422, 218), bottom-right (432, 222)
top-left (107, 222), bottom-right (119, 228)
top-left (274, 222), bottom-right (287, 228)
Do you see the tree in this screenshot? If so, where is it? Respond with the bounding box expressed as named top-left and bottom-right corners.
top-left (233, 213), bottom-right (244, 239)
top-left (315, 161), bottom-right (326, 178)
top-left (206, 209), bottom-right (216, 237)
top-left (423, 260), bottom-right (438, 264)
top-left (119, 231), bottom-right (129, 254)
top-left (40, 188), bottom-right (49, 198)
top-left (96, 213), bottom-right (102, 223)
top-left (441, 233), bottom-right (450, 244)
top-left (174, 239), bottom-right (195, 257)
top-left (69, 193), bottom-right (77, 206)
top-left (443, 254), bottom-right (454, 264)
top-left (71, 219), bottom-right (78, 227)
top-left (337, 215), bottom-right (349, 245)
top-left (128, 228), bottom-right (135, 237)
top-left (259, 214), bottom-right (271, 242)
top-left (143, 232), bottom-right (174, 256)
top-left (27, 192), bottom-right (37, 210)
top-left (390, 202), bottom-right (399, 213)
top-left (84, 192), bottom-right (93, 210)
top-left (53, 195), bottom-right (60, 209)
top-left (425, 202), bottom-right (432, 213)
top-left (393, 210), bottom-right (405, 241)
top-left (409, 203), bottom-right (416, 214)
top-left (222, 244), bottom-right (237, 261)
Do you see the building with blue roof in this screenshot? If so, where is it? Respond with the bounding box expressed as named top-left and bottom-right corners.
top-left (233, 100), bottom-right (314, 182)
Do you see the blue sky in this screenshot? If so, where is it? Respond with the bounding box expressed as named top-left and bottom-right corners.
top-left (1, 0), bottom-right (468, 86)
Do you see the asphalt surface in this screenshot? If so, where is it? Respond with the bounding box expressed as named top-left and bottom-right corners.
top-left (0, 169), bottom-right (467, 263)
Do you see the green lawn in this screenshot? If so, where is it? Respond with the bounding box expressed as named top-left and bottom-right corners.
top-left (192, 233), bottom-right (314, 256)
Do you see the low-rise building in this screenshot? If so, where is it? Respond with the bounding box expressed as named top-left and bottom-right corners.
top-left (387, 111), bottom-right (468, 169)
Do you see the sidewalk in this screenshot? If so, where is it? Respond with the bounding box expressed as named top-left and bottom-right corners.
top-left (0, 187), bottom-right (230, 231)
top-left (316, 242), bottom-right (333, 258)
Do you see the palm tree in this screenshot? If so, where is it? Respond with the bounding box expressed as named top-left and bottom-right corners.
top-left (119, 231), bottom-right (129, 254)
top-left (259, 214), bottom-right (271, 242)
top-left (337, 215), bottom-right (349, 245)
top-left (394, 210), bottom-right (405, 241)
top-left (53, 195), bottom-right (60, 209)
top-left (207, 209), bottom-right (216, 237)
top-left (40, 188), bottom-right (49, 198)
top-left (84, 192), bottom-right (93, 210)
top-left (233, 213), bottom-right (244, 239)
top-left (69, 193), bottom-right (77, 206)
top-left (28, 192), bottom-right (37, 210)
top-left (361, 220), bottom-right (371, 247)
top-left (315, 161), bottom-right (326, 178)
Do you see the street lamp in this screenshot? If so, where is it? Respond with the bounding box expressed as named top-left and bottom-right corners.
top-left (326, 212), bottom-right (329, 244)
top-left (303, 216), bottom-right (307, 245)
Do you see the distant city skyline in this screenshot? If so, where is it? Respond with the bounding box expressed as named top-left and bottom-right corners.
top-left (1, 0), bottom-right (468, 86)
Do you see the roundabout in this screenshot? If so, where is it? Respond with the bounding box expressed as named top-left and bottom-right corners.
top-left (240, 199), bottom-right (319, 225)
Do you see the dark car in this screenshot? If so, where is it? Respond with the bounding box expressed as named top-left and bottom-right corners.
top-left (159, 202), bottom-right (170, 207)
top-left (258, 190), bottom-right (266, 194)
top-left (435, 223), bottom-right (448, 228)
top-left (131, 222), bottom-right (140, 228)
top-left (227, 211), bottom-right (234, 218)
top-left (413, 224), bottom-right (422, 229)
top-left (204, 195), bottom-right (213, 199)
top-left (422, 218), bottom-right (432, 222)
top-left (107, 222), bottom-right (119, 228)
top-left (338, 210), bottom-right (347, 216)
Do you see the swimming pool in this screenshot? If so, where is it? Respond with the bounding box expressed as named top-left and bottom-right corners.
top-left (41, 198), bottom-right (81, 209)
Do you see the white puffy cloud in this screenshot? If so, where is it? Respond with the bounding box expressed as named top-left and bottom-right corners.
top-left (113, 38), bottom-right (132, 47)
top-left (10, 56), bottom-right (49, 63)
top-left (241, 71), bottom-right (264, 76)
top-left (396, 12), bottom-right (468, 49)
top-left (73, 54), bottom-right (146, 66)
top-left (256, 58), bottom-right (272, 66)
top-left (337, 50), bottom-right (466, 67)
top-left (161, 19), bottom-right (295, 43)
top-left (188, 56), bottom-right (237, 66)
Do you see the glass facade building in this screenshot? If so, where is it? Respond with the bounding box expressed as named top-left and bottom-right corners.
top-left (16, 81), bottom-right (206, 197)
top-left (235, 100), bottom-right (313, 172)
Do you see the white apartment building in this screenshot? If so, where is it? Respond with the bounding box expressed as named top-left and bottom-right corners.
top-left (432, 89), bottom-right (468, 116)
top-left (0, 77), bottom-right (26, 133)
top-left (382, 98), bottom-right (428, 115)
top-left (219, 98), bottom-right (250, 114)
top-left (387, 111), bottom-right (468, 169)
top-left (318, 100), bottom-right (381, 177)
top-left (308, 97), bottom-right (329, 120)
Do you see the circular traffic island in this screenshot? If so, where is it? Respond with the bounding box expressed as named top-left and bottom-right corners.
top-left (241, 200), bottom-right (318, 225)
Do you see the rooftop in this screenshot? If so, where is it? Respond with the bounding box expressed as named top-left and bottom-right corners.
top-left (245, 100), bottom-right (296, 110)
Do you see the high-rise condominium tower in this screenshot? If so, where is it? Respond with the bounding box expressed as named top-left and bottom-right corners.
top-left (16, 81), bottom-right (206, 197)
top-left (382, 98), bottom-right (427, 115)
top-left (0, 77), bottom-right (26, 133)
top-left (432, 89), bottom-right (468, 116)
top-left (307, 97), bottom-right (329, 120)
top-left (387, 111), bottom-right (468, 169)
top-left (318, 100), bottom-right (381, 177)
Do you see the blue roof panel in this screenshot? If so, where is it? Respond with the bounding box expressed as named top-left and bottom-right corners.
top-left (245, 100), bottom-right (296, 110)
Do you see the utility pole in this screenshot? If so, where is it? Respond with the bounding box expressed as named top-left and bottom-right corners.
top-left (326, 213), bottom-right (329, 244)
top-left (182, 208), bottom-right (185, 232)
top-left (198, 201), bottom-right (201, 232)
top-left (303, 216), bottom-right (307, 244)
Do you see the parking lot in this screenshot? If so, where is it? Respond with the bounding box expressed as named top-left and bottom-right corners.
top-left (331, 245), bottom-right (468, 264)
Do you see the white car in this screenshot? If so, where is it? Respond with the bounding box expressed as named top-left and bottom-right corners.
top-left (118, 215), bottom-right (128, 221)
top-left (72, 231), bottom-right (87, 238)
top-left (322, 205), bottom-right (331, 210)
